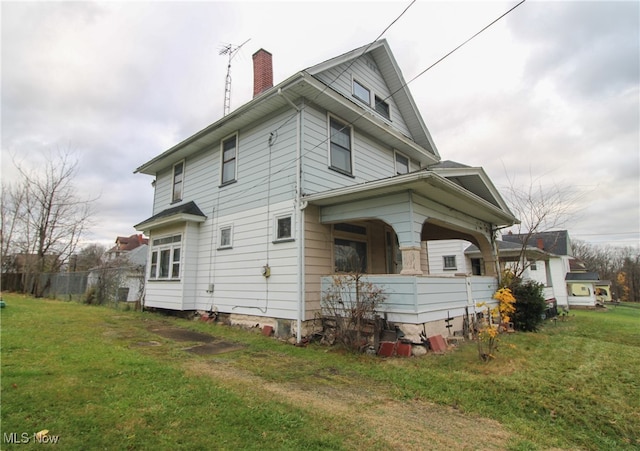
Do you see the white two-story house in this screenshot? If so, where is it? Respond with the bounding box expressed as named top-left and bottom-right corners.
top-left (134, 40), bottom-right (517, 341)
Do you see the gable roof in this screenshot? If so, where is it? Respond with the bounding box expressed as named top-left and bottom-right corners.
top-left (135, 40), bottom-right (440, 176)
top-left (305, 39), bottom-right (439, 159)
top-left (502, 230), bottom-right (572, 256)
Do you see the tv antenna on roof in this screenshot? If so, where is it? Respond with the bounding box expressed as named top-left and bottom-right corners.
top-left (219, 38), bottom-right (251, 116)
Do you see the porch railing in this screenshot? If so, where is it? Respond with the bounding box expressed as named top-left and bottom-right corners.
top-left (320, 274), bottom-right (498, 324)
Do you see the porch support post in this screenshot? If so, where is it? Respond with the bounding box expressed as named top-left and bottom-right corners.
top-left (420, 241), bottom-right (429, 274)
top-left (400, 246), bottom-right (423, 275)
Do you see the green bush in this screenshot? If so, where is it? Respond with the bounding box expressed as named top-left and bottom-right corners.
top-left (511, 280), bottom-right (546, 331)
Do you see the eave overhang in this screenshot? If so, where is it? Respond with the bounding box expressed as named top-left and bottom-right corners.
top-left (303, 170), bottom-right (518, 227)
top-left (134, 201), bottom-right (206, 234)
top-left (135, 71), bottom-right (440, 176)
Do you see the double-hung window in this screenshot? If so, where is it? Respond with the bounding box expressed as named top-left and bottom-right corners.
top-left (172, 161), bottom-right (184, 202)
top-left (329, 117), bottom-right (353, 175)
top-left (395, 151), bottom-right (409, 175)
top-left (221, 134), bottom-right (238, 185)
top-left (374, 95), bottom-right (390, 120)
top-left (352, 79), bottom-right (370, 103)
top-left (149, 234), bottom-right (182, 280)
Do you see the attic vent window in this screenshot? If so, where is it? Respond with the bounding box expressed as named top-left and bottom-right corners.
top-left (353, 79), bottom-right (370, 104)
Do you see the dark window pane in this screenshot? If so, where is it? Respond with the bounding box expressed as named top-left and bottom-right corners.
top-left (160, 249), bottom-right (171, 278)
top-left (334, 238), bottom-right (367, 273)
top-left (277, 217), bottom-right (291, 239)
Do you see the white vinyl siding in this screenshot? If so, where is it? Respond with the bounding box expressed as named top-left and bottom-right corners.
top-left (313, 54), bottom-right (411, 136)
top-left (193, 201), bottom-right (300, 319)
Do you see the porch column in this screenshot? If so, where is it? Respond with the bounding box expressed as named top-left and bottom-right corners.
top-left (420, 241), bottom-right (430, 274)
top-left (400, 246), bottom-right (423, 275)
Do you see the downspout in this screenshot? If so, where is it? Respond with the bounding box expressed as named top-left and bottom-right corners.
top-left (279, 88), bottom-right (305, 343)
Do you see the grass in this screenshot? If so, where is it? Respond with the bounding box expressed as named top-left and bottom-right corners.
top-left (2, 294), bottom-right (639, 450)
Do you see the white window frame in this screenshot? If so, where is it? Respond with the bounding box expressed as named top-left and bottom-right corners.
top-left (394, 150), bottom-right (410, 175)
top-left (374, 94), bottom-right (390, 120)
top-left (149, 234), bottom-right (182, 280)
top-left (274, 214), bottom-right (294, 242)
top-left (352, 78), bottom-right (371, 104)
top-left (327, 114), bottom-right (354, 177)
top-left (220, 132), bottom-right (238, 186)
top-left (218, 224), bottom-right (233, 249)
top-left (172, 160), bottom-right (185, 203)
top-left (443, 255), bottom-right (457, 271)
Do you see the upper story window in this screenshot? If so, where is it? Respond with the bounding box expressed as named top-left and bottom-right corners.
top-left (529, 260), bottom-right (538, 271)
top-left (443, 255), bottom-right (457, 270)
top-left (352, 79), bottom-right (370, 104)
top-left (374, 95), bottom-right (390, 120)
top-left (172, 161), bottom-right (184, 203)
top-left (394, 151), bottom-right (409, 175)
top-left (329, 116), bottom-right (353, 176)
top-left (149, 234), bottom-right (182, 280)
top-left (220, 133), bottom-right (238, 186)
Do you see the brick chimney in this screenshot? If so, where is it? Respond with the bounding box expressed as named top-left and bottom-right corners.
top-left (537, 238), bottom-right (544, 250)
top-left (252, 49), bottom-right (273, 97)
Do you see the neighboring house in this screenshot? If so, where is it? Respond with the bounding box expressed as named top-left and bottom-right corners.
top-left (87, 244), bottom-right (148, 303)
top-left (134, 40), bottom-right (517, 341)
top-left (428, 231), bottom-right (574, 307)
top-left (105, 234), bottom-right (149, 261)
top-left (566, 258), bottom-right (611, 307)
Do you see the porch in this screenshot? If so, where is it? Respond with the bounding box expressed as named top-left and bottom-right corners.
top-left (320, 274), bottom-right (498, 325)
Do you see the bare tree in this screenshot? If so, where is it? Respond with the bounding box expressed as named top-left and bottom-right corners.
top-left (73, 243), bottom-right (106, 271)
top-left (2, 149), bottom-right (95, 296)
top-left (500, 172), bottom-right (584, 278)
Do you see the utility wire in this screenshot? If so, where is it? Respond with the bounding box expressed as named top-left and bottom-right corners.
top-left (232, 0), bottom-right (526, 200)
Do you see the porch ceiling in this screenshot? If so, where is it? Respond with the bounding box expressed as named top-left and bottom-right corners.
top-left (303, 170), bottom-right (517, 226)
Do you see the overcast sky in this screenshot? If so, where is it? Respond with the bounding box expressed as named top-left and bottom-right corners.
top-left (2, 0), bottom-right (639, 250)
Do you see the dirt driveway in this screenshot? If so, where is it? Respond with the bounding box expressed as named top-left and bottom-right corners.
top-left (145, 323), bottom-right (515, 450)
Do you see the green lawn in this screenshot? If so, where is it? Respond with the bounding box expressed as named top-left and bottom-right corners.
top-left (1, 294), bottom-right (639, 450)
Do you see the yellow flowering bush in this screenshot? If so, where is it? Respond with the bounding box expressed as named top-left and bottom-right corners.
top-left (476, 288), bottom-right (517, 361)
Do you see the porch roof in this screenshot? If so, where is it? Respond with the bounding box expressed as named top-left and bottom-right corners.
top-left (303, 169), bottom-right (517, 227)
top-left (134, 201), bottom-right (206, 233)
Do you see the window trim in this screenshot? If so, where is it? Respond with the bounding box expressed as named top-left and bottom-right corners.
top-left (374, 94), bottom-right (390, 120)
top-left (171, 160), bottom-right (185, 203)
top-left (220, 132), bottom-right (238, 186)
top-left (274, 214), bottom-right (294, 243)
top-left (218, 224), bottom-right (233, 249)
top-left (352, 78), bottom-right (371, 104)
top-left (394, 150), bottom-right (410, 175)
top-left (443, 255), bottom-right (457, 271)
top-left (149, 233), bottom-right (182, 280)
top-left (327, 114), bottom-right (354, 177)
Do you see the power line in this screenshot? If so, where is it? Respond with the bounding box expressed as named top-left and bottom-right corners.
top-left (230, 0), bottom-right (526, 200)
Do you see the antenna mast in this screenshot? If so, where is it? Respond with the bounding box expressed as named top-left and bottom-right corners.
top-left (219, 38), bottom-right (250, 116)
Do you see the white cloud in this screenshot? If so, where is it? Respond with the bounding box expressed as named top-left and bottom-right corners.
top-left (2, 1), bottom-right (638, 249)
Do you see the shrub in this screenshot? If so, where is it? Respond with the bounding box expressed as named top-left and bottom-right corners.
top-left (510, 280), bottom-right (546, 331)
top-left (321, 273), bottom-right (386, 351)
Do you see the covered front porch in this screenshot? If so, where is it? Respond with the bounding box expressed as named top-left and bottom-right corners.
top-left (302, 168), bottom-right (518, 334)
